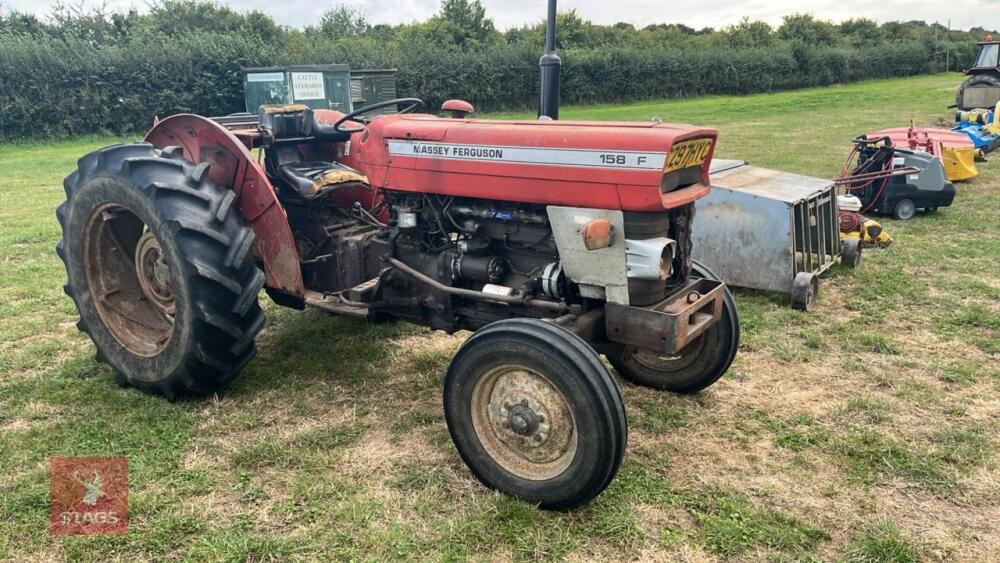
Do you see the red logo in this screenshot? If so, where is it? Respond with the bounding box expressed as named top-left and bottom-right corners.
top-left (50, 456), bottom-right (128, 535)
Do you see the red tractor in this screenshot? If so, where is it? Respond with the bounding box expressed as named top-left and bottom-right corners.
top-left (55, 7), bottom-right (738, 510)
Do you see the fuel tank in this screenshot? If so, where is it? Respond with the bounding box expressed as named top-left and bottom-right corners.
top-left (337, 113), bottom-right (718, 212)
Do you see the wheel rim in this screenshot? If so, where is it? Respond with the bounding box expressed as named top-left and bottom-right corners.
top-left (470, 364), bottom-right (577, 481)
top-left (83, 204), bottom-right (174, 357)
top-left (630, 333), bottom-right (707, 374)
top-left (135, 231), bottom-right (176, 316)
top-left (897, 201), bottom-right (915, 219)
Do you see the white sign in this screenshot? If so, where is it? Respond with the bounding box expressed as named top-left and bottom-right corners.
top-left (246, 72), bottom-right (284, 83)
top-left (387, 140), bottom-right (666, 170)
top-left (291, 72), bottom-right (326, 100)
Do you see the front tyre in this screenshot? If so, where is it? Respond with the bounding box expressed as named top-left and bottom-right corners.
top-left (56, 143), bottom-right (265, 400)
top-left (607, 261), bottom-right (740, 394)
top-left (443, 319), bottom-right (627, 510)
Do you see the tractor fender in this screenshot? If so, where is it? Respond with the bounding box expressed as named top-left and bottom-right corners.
top-left (144, 114), bottom-right (305, 297)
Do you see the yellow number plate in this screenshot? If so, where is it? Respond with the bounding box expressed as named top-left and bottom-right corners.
top-left (664, 138), bottom-right (713, 174)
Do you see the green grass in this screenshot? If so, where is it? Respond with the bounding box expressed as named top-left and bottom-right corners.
top-left (1, 73), bottom-right (998, 561)
top-left (845, 521), bottom-right (923, 563)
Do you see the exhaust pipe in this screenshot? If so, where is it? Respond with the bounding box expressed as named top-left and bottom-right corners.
top-left (538, 0), bottom-right (561, 120)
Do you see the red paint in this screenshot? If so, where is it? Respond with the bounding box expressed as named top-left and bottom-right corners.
top-left (870, 126), bottom-right (974, 158)
top-left (442, 99), bottom-right (476, 116)
top-left (147, 110), bottom-right (718, 296)
top-left (145, 114), bottom-right (305, 296)
top-left (341, 114), bottom-right (717, 212)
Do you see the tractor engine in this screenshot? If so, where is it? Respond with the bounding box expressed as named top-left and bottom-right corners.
top-left (283, 188), bottom-right (693, 333)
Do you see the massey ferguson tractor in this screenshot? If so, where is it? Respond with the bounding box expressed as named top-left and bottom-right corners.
top-left (55, 3), bottom-right (739, 509)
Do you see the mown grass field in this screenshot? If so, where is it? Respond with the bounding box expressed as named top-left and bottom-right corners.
top-left (1, 73), bottom-right (998, 561)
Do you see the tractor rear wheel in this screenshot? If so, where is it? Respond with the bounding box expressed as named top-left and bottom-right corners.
top-left (57, 143), bottom-right (265, 399)
top-left (443, 319), bottom-right (627, 510)
top-left (607, 261), bottom-right (740, 394)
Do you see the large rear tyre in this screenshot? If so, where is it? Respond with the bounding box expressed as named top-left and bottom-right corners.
top-left (956, 74), bottom-right (1000, 110)
top-left (606, 261), bottom-right (740, 394)
top-left (57, 143), bottom-right (265, 400)
top-left (443, 319), bottom-right (627, 510)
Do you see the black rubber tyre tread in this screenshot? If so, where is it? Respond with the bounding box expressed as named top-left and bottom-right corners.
top-left (444, 318), bottom-right (627, 511)
top-left (841, 238), bottom-right (862, 268)
top-left (956, 73), bottom-right (1000, 110)
top-left (790, 272), bottom-right (818, 311)
top-left (57, 142), bottom-right (265, 398)
top-left (607, 261), bottom-right (740, 394)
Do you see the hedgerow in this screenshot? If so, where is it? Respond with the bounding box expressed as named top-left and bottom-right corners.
top-left (0, 2), bottom-right (981, 139)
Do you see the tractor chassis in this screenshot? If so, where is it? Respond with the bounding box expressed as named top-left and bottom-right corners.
top-left (605, 278), bottom-right (725, 354)
top-left (298, 255), bottom-right (727, 358)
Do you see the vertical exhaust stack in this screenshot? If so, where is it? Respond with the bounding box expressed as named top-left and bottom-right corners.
top-left (538, 0), bottom-right (561, 120)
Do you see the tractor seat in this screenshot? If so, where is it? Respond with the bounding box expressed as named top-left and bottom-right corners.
top-left (278, 161), bottom-right (371, 200)
top-left (258, 104), bottom-right (350, 144)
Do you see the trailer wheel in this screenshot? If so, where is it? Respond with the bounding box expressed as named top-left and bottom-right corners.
top-left (841, 238), bottom-right (862, 268)
top-left (443, 319), bottom-right (627, 510)
top-left (607, 261), bottom-right (740, 394)
top-left (893, 199), bottom-right (916, 221)
top-left (791, 272), bottom-right (819, 311)
top-left (57, 143), bottom-right (265, 399)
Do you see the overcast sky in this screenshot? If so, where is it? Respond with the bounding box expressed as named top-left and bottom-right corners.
top-left (4, 0), bottom-right (999, 31)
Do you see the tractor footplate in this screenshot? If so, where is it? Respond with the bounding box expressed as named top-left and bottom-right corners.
top-left (605, 279), bottom-right (725, 354)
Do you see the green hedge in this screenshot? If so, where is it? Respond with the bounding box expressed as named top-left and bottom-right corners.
top-left (0, 33), bottom-right (976, 139)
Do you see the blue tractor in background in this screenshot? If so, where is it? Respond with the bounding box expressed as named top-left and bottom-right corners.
top-left (953, 39), bottom-right (1000, 157)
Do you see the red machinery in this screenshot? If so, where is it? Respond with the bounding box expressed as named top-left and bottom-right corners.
top-left (55, 3), bottom-right (737, 510)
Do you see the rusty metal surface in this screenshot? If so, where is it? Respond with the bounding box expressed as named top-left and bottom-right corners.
top-left (694, 162), bottom-right (839, 294)
top-left (605, 279), bottom-right (725, 354)
top-left (709, 160), bottom-right (835, 200)
top-left (144, 114), bottom-right (305, 297)
top-left (469, 364), bottom-right (577, 481)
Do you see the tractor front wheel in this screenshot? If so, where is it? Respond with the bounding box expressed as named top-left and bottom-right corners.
top-left (443, 319), bottom-right (627, 510)
top-left (57, 143), bottom-right (265, 399)
top-left (607, 261), bottom-right (740, 394)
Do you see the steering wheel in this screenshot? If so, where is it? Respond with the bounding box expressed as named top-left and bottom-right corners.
top-left (333, 98), bottom-right (425, 134)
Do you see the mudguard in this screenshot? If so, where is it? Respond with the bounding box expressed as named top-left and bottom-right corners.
top-left (145, 114), bottom-right (305, 297)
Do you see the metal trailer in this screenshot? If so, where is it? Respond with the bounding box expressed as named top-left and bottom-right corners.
top-left (693, 160), bottom-right (855, 310)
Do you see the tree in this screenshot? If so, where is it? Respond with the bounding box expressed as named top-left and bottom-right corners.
top-left (319, 5), bottom-right (370, 38)
top-left (778, 13), bottom-right (839, 45)
top-left (435, 0), bottom-right (497, 46)
top-left (839, 18), bottom-right (882, 46)
top-left (724, 18), bottom-right (773, 48)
